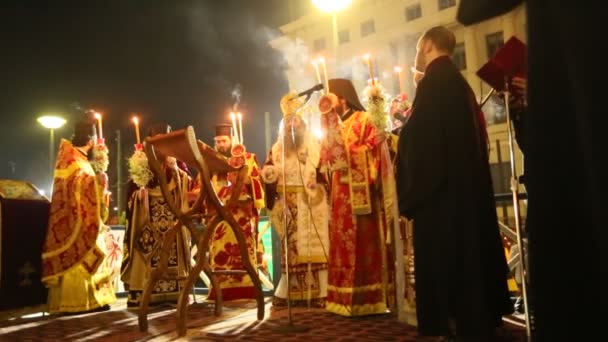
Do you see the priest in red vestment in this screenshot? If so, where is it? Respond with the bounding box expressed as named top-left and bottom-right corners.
top-left (191, 124), bottom-right (265, 301)
top-left (319, 78), bottom-right (393, 316)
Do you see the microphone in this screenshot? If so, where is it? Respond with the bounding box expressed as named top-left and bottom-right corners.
top-left (298, 83), bottom-right (324, 97)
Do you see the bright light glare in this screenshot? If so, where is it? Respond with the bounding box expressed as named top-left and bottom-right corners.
top-left (394, 66), bottom-right (403, 73)
top-left (37, 115), bottom-right (66, 129)
top-left (38, 189), bottom-right (45, 196)
top-left (312, 0), bottom-right (352, 13)
top-left (313, 128), bottom-right (325, 139)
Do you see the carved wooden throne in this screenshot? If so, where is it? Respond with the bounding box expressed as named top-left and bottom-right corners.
top-left (137, 126), bottom-right (265, 336)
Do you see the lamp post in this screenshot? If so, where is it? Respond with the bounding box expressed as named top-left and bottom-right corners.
top-left (312, 0), bottom-right (352, 68)
top-left (37, 115), bottom-right (67, 191)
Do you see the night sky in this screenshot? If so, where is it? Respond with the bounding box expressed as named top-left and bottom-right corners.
top-left (0, 0), bottom-right (292, 199)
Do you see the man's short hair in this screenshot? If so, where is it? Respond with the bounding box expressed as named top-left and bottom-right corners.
top-left (421, 26), bottom-right (456, 55)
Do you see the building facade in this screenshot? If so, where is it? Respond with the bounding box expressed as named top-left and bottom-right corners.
top-left (270, 0), bottom-right (528, 224)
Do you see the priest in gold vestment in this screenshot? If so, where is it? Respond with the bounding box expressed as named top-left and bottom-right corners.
top-left (261, 93), bottom-right (329, 307)
top-left (41, 116), bottom-right (116, 314)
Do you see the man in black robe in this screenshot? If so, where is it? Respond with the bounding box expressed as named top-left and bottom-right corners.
top-left (457, 2), bottom-right (607, 341)
top-left (395, 26), bottom-right (513, 340)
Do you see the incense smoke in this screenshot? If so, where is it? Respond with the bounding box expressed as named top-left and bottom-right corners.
top-left (231, 83), bottom-right (242, 111)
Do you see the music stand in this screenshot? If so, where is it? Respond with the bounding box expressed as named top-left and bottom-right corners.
top-left (477, 36), bottom-right (531, 341)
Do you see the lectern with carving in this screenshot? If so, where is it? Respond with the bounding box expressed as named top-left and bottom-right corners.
top-left (137, 126), bottom-right (264, 336)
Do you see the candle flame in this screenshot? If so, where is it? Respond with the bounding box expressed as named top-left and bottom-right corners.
top-left (318, 56), bottom-right (326, 63)
top-left (311, 60), bottom-right (318, 66)
top-left (237, 112), bottom-right (242, 119)
top-left (132, 116), bottom-right (139, 125)
top-left (94, 112), bottom-right (101, 119)
top-left (394, 66), bottom-right (403, 73)
top-left (363, 53), bottom-right (370, 60)
top-left (230, 112), bottom-right (236, 119)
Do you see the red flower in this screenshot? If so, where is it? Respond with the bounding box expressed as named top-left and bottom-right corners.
top-left (224, 242), bottom-right (241, 258)
top-left (214, 250), bottom-right (230, 266)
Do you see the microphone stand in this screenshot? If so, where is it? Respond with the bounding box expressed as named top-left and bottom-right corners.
top-left (480, 88), bottom-right (495, 107)
top-left (503, 77), bottom-right (532, 341)
top-left (272, 104), bottom-right (310, 334)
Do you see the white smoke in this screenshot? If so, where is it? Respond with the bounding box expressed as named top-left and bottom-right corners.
top-left (269, 35), bottom-right (316, 94)
top-left (231, 83), bottom-right (242, 111)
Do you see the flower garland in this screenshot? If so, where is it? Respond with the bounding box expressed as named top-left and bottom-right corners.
top-left (393, 93), bottom-right (412, 114)
top-left (363, 81), bottom-right (390, 132)
top-left (90, 143), bottom-right (109, 173)
top-left (128, 150), bottom-right (153, 188)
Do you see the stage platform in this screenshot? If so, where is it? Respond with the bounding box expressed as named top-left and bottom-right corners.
top-left (0, 296), bottom-right (526, 341)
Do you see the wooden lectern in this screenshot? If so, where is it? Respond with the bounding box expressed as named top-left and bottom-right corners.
top-left (137, 126), bottom-right (264, 336)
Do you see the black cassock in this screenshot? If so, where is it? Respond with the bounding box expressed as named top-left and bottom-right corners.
top-left (458, 2), bottom-right (608, 341)
top-left (396, 56), bottom-right (512, 338)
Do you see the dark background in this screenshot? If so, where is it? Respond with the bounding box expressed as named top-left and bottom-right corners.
top-left (0, 0), bottom-right (306, 212)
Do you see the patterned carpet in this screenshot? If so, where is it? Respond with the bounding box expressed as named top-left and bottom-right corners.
top-left (0, 297), bottom-right (526, 341)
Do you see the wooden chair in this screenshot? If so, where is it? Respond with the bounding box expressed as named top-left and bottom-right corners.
top-left (137, 126), bottom-right (265, 336)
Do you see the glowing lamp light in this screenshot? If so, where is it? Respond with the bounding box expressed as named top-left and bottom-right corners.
top-left (312, 0), bottom-right (352, 13)
top-left (37, 115), bottom-right (66, 129)
top-left (313, 128), bottom-right (325, 139)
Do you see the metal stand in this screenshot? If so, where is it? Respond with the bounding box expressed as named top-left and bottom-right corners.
top-left (272, 115), bottom-right (310, 333)
top-left (502, 78), bottom-right (532, 341)
top-left (480, 88), bottom-right (495, 107)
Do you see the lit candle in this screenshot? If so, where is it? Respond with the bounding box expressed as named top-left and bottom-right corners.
top-left (230, 112), bottom-right (239, 144)
top-left (312, 60), bottom-right (322, 89)
top-left (237, 112), bottom-right (244, 144)
top-left (394, 66), bottom-right (404, 94)
top-left (319, 56), bottom-right (329, 93)
top-left (94, 112), bottom-right (103, 140)
top-left (363, 54), bottom-right (375, 85)
top-left (132, 116), bottom-right (141, 144)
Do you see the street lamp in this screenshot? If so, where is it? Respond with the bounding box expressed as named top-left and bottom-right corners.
top-left (37, 115), bottom-right (67, 190)
top-left (312, 0), bottom-right (352, 66)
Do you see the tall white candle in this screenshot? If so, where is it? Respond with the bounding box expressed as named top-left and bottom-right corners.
top-left (237, 112), bottom-right (244, 144)
top-left (94, 112), bottom-right (103, 140)
top-left (230, 112), bottom-right (239, 144)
